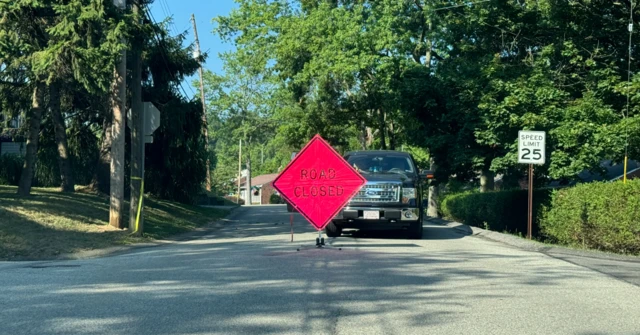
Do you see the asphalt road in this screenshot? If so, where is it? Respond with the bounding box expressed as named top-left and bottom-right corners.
top-left (1, 205), bottom-right (640, 335)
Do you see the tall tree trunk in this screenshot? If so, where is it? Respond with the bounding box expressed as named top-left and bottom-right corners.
top-left (378, 109), bottom-right (386, 150)
top-left (17, 82), bottom-right (46, 196)
top-left (426, 158), bottom-right (439, 218)
top-left (110, 48), bottom-right (127, 229)
top-left (91, 114), bottom-right (112, 194)
top-left (389, 121), bottom-right (396, 150)
top-left (49, 82), bottom-right (74, 192)
top-left (425, 21), bottom-right (432, 68)
top-left (366, 126), bottom-right (374, 148)
top-left (360, 121), bottom-right (367, 150)
top-left (480, 168), bottom-right (495, 193)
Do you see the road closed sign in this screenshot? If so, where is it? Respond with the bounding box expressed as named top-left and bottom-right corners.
top-left (518, 130), bottom-right (546, 165)
top-left (273, 134), bottom-right (366, 230)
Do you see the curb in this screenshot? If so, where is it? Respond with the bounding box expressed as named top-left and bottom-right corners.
top-left (426, 217), bottom-right (640, 263)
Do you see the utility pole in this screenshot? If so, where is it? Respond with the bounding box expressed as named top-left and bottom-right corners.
top-left (246, 155), bottom-right (252, 206)
top-left (129, 0), bottom-right (144, 235)
top-left (237, 139), bottom-right (242, 204)
top-left (109, 0), bottom-right (127, 229)
top-left (191, 14), bottom-right (211, 192)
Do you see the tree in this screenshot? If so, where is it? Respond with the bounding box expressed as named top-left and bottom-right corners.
top-left (0, 0), bottom-right (126, 195)
top-left (142, 15), bottom-right (209, 203)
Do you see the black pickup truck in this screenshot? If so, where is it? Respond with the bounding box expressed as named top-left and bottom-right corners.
top-left (288, 150), bottom-right (432, 239)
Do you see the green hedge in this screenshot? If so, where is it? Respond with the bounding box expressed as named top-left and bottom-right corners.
top-left (0, 154), bottom-right (23, 186)
top-left (441, 189), bottom-right (552, 237)
top-left (270, 193), bottom-right (284, 204)
top-left (540, 180), bottom-right (640, 254)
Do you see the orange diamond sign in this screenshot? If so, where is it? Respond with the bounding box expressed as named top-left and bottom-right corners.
top-left (273, 135), bottom-right (366, 230)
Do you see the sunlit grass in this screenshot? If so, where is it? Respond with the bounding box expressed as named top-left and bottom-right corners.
top-left (0, 185), bottom-right (228, 260)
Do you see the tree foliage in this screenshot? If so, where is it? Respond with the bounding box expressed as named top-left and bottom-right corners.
top-left (208, 0), bottom-right (640, 192)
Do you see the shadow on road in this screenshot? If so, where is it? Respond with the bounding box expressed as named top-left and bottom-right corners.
top-left (3, 205), bottom-right (638, 334)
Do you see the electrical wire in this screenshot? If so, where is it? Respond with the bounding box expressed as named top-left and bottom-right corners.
top-left (433, 0), bottom-right (491, 12)
top-left (146, 8), bottom-right (196, 99)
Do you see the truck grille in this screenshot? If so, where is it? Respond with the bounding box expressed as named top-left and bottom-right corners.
top-left (351, 183), bottom-right (401, 203)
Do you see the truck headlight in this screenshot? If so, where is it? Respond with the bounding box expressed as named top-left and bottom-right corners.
top-left (401, 188), bottom-right (416, 204)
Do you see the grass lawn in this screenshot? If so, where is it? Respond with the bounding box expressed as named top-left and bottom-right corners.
top-left (0, 185), bottom-right (229, 261)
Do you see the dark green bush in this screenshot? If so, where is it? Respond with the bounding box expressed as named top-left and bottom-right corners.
top-left (441, 189), bottom-right (552, 237)
top-left (144, 98), bottom-right (208, 204)
top-left (270, 193), bottom-right (283, 204)
top-left (540, 180), bottom-right (640, 254)
top-left (0, 154), bottom-right (23, 186)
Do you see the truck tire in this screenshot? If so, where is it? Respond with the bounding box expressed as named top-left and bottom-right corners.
top-left (409, 221), bottom-right (423, 239)
top-left (286, 202), bottom-right (296, 212)
top-left (325, 222), bottom-right (342, 237)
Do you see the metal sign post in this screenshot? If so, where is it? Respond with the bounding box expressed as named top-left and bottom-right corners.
top-left (528, 164), bottom-right (533, 240)
top-left (290, 213), bottom-right (294, 242)
top-left (518, 130), bottom-right (546, 240)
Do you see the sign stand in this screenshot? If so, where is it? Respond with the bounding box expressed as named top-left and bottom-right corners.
top-left (290, 213), bottom-right (294, 242)
top-left (316, 231), bottom-right (325, 247)
top-left (296, 231), bottom-right (342, 251)
top-left (527, 164), bottom-right (533, 240)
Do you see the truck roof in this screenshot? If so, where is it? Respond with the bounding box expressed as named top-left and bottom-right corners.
top-left (344, 150), bottom-right (411, 157)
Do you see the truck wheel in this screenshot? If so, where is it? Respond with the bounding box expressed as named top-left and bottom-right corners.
top-left (409, 221), bottom-right (423, 239)
top-left (325, 222), bottom-right (342, 237)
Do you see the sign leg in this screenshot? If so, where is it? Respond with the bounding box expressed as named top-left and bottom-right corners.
top-left (528, 164), bottom-right (533, 240)
top-left (290, 213), bottom-right (294, 242)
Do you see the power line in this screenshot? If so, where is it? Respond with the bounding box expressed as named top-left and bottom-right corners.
top-left (433, 0), bottom-right (490, 12)
top-left (145, 8), bottom-right (196, 99)
top-left (159, 0), bottom-right (181, 37)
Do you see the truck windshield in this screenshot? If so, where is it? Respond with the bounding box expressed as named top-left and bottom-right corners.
top-left (346, 155), bottom-right (415, 175)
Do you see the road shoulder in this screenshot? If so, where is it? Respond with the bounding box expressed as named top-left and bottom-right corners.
top-left (427, 217), bottom-right (640, 287)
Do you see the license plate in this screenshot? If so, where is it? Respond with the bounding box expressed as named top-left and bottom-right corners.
top-left (363, 211), bottom-right (380, 219)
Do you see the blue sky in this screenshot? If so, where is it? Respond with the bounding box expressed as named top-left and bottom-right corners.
top-left (149, 0), bottom-right (238, 98)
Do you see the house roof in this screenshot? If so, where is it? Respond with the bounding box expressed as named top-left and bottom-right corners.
top-left (240, 173), bottom-right (279, 188)
top-left (0, 128), bottom-right (23, 142)
top-left (577, 159), bottom-right (639, 182)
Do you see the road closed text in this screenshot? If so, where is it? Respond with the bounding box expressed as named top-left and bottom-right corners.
top-left (294, 168), bottom-right (344, 197)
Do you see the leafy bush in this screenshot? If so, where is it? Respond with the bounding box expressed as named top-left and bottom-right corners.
top-left (270, 193), bottom-right (283, 204)
top-left (540, 180), bottom-right (640, 254)
top-left (0, 154), bottom-right (23, 186)
top-left (441, 189), bottom-right (552, 237)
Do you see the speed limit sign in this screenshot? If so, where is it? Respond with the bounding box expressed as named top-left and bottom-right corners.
top-left (518, 130), bottom-right (545, 165)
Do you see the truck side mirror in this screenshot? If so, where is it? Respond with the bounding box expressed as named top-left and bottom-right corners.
top-left (420, 170), bottom-right (435, 180)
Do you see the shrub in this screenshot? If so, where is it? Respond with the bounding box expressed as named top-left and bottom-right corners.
top-left (270, 193), bottom-right (283, 204)
top-left (144, 98), bottom-right (208, 204)
top-left (0, 154), bottom-right (23, 186)
top-left (540, 180), bottom-right (640, 254)
top-left (441, 189), bottom-right (552, 237)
